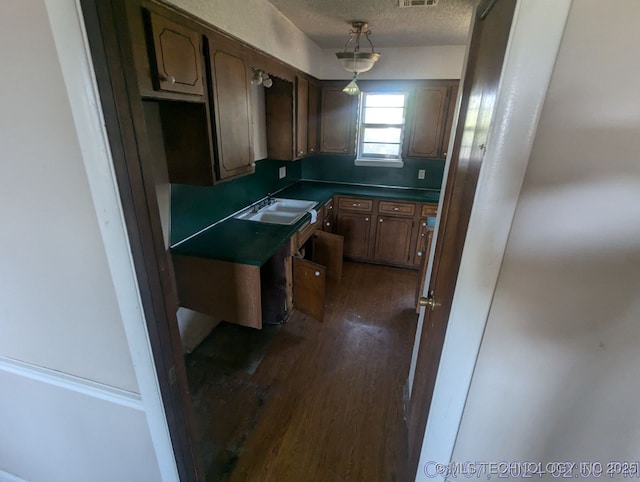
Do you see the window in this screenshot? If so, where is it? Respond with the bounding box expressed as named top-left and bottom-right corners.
top-left (356, 92), bottom-right (408, 168)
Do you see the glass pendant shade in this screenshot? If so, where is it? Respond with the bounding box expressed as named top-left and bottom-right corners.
top-left (335, 52), bottom-right (381, 74)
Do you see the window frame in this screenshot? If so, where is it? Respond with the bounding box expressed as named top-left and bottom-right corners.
top-left (355, 91), bottom-right (409, 168)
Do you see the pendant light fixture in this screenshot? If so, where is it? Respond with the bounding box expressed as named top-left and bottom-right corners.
top-left (335, 21), bottom-right (381, 95)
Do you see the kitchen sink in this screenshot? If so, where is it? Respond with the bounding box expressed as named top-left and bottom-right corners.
top-left (234, 198), bottom-right (317, 225)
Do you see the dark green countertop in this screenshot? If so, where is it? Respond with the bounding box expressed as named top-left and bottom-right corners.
top-left (278, 181), bottom-right (440, 205)
top-left (171, 181), bottom-right (440, 266)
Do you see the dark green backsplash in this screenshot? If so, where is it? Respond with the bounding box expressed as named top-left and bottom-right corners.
top-left (172, 155), bottom-right (444, 244)
top-left (171, 159), bottom-right (301, 244)
top-left (300, 155), bottom-right (444, 190)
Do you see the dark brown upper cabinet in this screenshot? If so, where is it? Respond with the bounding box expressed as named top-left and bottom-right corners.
top-left (296, 77), bottom-right (309, 159)
top-left (205, 33), bottom-right (254, 181)
top-left (319, 83), bottom-right (359, 155)
top-left (146, 11), bottom-right (205, 96)
top-left (307, 80), bottom-right (320, 155)
top-left (265, 75), bottom-right (313, 161)
top-left (405, 81), bottom-right (458, 159)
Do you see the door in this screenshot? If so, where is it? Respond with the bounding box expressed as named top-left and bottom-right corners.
top-left (147, 11), bottom-right (204, 96)
top-left (296, 76), bottom-right (309, 158)
top-left (407, 0), bottom-right (517, 476)
top-left (405, 85), bottom-right (449, 158)
top-left (312, 230), bottom-right (344, 282)
top-left (336, 212), bottom-right (371, 259)
top-left (373, 215), bottom-right (413, 266)
top-left (293, 257), bottom-right (326, 321)
top-left (207, 37), bottom-right (254, 180)
top-left (319, 84), bottom-right (358, 154)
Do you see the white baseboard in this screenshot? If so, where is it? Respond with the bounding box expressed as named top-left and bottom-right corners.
top-left (0, 355), bottom-right (143, 411)
top-left (0, 469), bottom-right (28, 482)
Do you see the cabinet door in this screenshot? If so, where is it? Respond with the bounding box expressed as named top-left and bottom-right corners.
top-left (293, 258), bottom-right (326, 321)
top-left (312, 231), bottom-right (344, 282)
top-left (296, 77), bottom-right (309, 158)
top-left (406, 85), bottom-right (449, 158)
top-left (148, 11), bottom-right (204, 96)
top-left (319, 85), bottom-right (358, 154)
top-left (336, 212), bottom-right (371, 259)
top-left (374, 216), bottom-right (414, 266)
top-left (308, 81), bottom-right (319, 154)
top-left (440, 84), bottom-right (459, 158)
top-left (208, 40), bottom-right (254, 180)
top-left (265, 78), bottom-right (295, 160)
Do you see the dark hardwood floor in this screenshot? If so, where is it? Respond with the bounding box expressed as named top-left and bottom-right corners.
top-left (187, 261), bottom-right (420, 481)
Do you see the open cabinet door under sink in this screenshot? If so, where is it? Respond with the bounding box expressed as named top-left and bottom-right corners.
top-left (293, 257), bottom-right (326, 321)
top-left (293, 230), bottom-right (344, 321)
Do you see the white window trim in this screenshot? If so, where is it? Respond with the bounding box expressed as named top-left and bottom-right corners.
top-left (355, 158), bottom-right (405, 168)
top-left (355, 92), bottom-right (408, 168)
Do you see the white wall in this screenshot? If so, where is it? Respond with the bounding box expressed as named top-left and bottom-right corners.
top-left (166, 0), bottom-right (326, 78)
top-left (0, 1), bottom-right (138, 392)
top-left (452, 0), bottom-right (640, 474)
top-left (166, 0), bottom-right (466, 80)
top-left (319, 45), bottom-right (466, 80)
top-left (0, 1), bottom-right (173, 480)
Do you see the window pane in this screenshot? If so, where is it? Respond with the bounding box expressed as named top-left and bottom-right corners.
top-left (364, 107), bottom-right (404, 124)
top-left (362, 142), bottom-right (401, 156)
top-left (363, 127), bottom-right (402, 143)
top-left (365, 94), bottom-right (405, 108)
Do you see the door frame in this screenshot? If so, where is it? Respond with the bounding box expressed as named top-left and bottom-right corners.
top-left (75, 1), bottom-right (203, 480)
top-left (409, 1), bottom-right (573, 480)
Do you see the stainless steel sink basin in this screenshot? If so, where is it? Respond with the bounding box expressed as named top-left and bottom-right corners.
top-left (234, 198), bottom-right (317, 225)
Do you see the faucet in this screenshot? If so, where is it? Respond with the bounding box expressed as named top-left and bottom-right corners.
top-left (253, 193), bottom-right (276, 213)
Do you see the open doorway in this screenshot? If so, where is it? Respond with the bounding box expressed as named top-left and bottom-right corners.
top-left (78, 0), bottom-right (506, 480)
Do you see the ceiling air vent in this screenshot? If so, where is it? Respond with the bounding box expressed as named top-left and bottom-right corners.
top-left (399, 0), bottom-right (438, 6)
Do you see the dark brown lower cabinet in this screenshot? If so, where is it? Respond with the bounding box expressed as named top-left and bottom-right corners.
top-left (337, 212), bottom-right (371, 259)
top-left (292, 223), bottom-right (344, 322)
top-left (312, 230), bottom-right (343, 282)
top-left (293, 258), bottom-right (326, 321)
top-left (173, 219), bottom-right (343, 328)
top-left (373, 215), bottom-right (414, 266)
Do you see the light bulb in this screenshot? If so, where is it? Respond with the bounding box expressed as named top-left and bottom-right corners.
top-left (342, 78), bottom-right (360, 96)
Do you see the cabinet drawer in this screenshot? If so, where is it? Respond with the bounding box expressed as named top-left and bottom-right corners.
top-left (379, 201), bottom-right (416, 217)
top-left (337, 197), bottom-right (373, 213)
top-left (421, 204), bottom-right (438, 217)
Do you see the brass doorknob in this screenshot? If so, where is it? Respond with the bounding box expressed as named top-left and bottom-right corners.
top-left (418, 294), bottom-right (440, 308)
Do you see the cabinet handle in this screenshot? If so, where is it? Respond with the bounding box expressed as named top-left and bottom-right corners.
top-left (343, 148), bottom-right (347, 152)
top-left (379, 218), bottom-right (383, 223)
top-left (393, 207), bottom-right (399, 211)
top-left (443, 151), bottom-right (447, 157)
top-left (325, 222), bottom-right (331, 227)
top-left (328, 205), bottom-right (333, 210)
top-left (417, 251), bottom-right (423, 257)
top-left (365, 217), bottom-right (369, 222)
top-left (160, 75), bottom-right (176, 84)
top-left (422, 222), bottom-right (427, 227)
top-left (314, 271), bottom-right (321, 277)
top-left (352, 203), bottom-right (359, 207)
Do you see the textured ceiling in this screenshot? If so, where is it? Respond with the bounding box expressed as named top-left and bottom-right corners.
top-left (266, 0), bottom-right (474, 48)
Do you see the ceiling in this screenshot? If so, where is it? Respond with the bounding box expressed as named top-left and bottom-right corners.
top-left (266, 0), bottom-right (474, 49)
